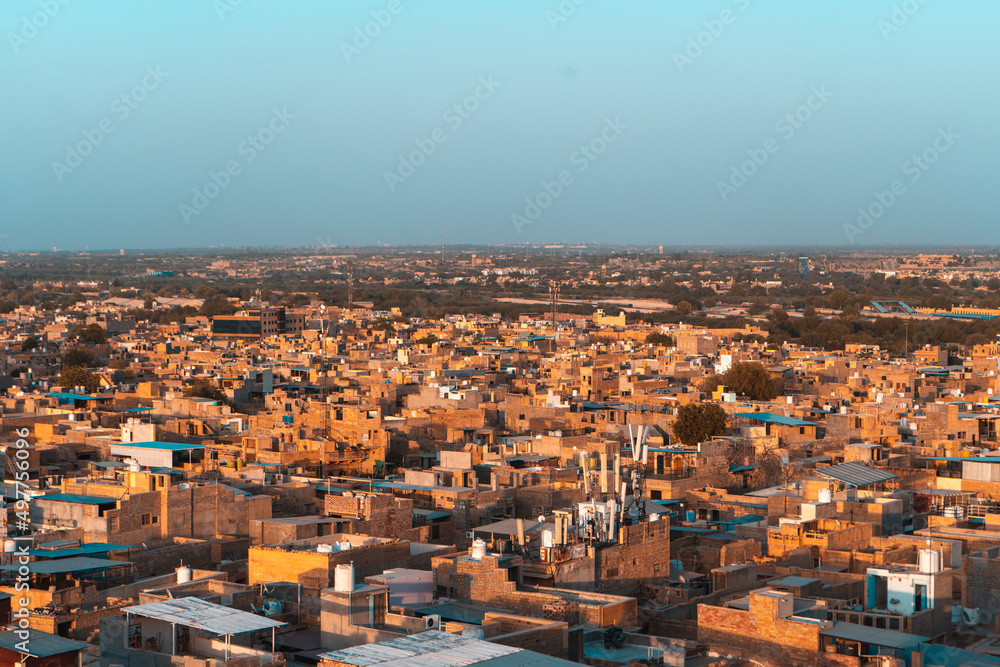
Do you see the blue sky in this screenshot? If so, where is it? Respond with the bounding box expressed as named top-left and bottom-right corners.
top-left (1, 0), bottom-right (997, 250)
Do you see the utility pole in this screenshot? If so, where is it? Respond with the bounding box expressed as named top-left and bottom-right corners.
top-left (347, 261), bottom-right (354, 312)
top-left (549, 280), bottom-right (559, 328)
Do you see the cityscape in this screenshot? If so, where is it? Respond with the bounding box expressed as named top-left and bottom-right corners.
top-left (4, 1), bottom-right (1000, 666)
top-left (0, 247), bottom-right (998, 667)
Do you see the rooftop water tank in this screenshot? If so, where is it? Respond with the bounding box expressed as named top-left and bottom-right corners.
top-left (334, 563), bottom-right (354, 593)
top-left (818, 488), bottom-right (832, 504)
top-left (177, 566), bottom-right (192, 584)
top-left (316, 543), bottom-right (334, 554)
top-left (470, 538), bottom-right (487, 560)
top-left (919, 548), bottom-right (941, 574)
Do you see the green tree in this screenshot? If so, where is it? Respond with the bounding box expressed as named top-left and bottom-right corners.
top-left (183, 378), bottom-right (232, 406)
top-left (674, 300), bottom-right (693, 316)
top-left (20, 337), bottom-right (39, 352)
top-left (645, 332), bottom-right (674, 347)
top-left (721, 361), bottom-right (781, 401)
top-left (69, 323), bottom-right (107, 344)
top-left (671, 403), bottom-right (727, 446)
top-left (698, 374), bottom-right (722, 395)
top-left (62, 347), bottom-right (95, 368)
top-left (59, 366), bottom-right (101, 393)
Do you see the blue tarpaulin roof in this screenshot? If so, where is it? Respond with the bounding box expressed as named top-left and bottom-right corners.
top-left (47, 391), bottom-right (106, 402)
top-left (112, 441), bottom-right (205, 451)
top-left (734, 412), bottom-right (813, 427)
top-left (36, 493), bottom-right (118, 505)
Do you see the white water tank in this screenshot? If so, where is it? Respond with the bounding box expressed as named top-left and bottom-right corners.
top-left (944, 506), bottom-right (965, 519)
top-left (919, 549), bottom-right (941, 574)
top-left (3, 540), bottom-right (16, 554)
top-left (177, 566), bottom-right (192, 584)
top-left (338, 540), bottom-right (352, 552)
top-left (316, 543), bottom-right (334, 554)
top-left (818, 488), bottom-right (832, 504)
top-left (470, 538), bottom-right (487, 560)
top-left (178, 483), bottom-right (191, 490)
top-left (461, 627), bottom-right (485, 639)
top-left (334, 563), bottom-right (354, 592)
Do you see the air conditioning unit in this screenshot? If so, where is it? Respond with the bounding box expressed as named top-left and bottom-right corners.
top-left (425, 614), bottom-right (441, 629)
top-left (465, 531), bottom-right (474, 539)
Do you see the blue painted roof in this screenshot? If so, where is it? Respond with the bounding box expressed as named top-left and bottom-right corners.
top-left (112, 441), bottom-right (205, 451)
top-left (37, 493), bottom-right (118, 505)
top-left (47, 391), bottom-right (105, 402)
top-left (734, 412), bottom-right (813, 427)
top-left (28, 543), bottom-right (132, 558)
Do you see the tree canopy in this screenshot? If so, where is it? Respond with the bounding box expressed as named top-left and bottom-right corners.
top-left (183, 378), bottom-right (231, 406)
top-left (718, 361), bottom-right (781, 401)
top-left (68, 323), bottom-right (107, 344)
top-left (59, 366), bottom-right (101, 393)
top-left (61, 347), bottom-right (95, 368)
top-left (671, 402), bottom-right (727, 446)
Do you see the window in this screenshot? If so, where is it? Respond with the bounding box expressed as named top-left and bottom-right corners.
top-left (141, 513), bottom-right (151, 526)
top-left (128, 624), bottom-right (142, 649)
top-left (605, 567), bottom-right (618, 578)
top-left (653, 563), bottom-right (660, 572)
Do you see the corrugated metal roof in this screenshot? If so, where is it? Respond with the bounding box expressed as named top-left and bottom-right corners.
top-left (821, 621), bottom-right (927, 649)
top-left (817, 461), bottom-right (897, 487)
top-left (125, 597), bottom-right (285, 635)
top-left (0, 630), bottom-right (89, 657)
top-left (316, 630), bottom-right (528, 666)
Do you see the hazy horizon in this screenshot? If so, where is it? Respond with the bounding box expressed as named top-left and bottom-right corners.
top-left (3, 1), bottom-right (998, 251)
